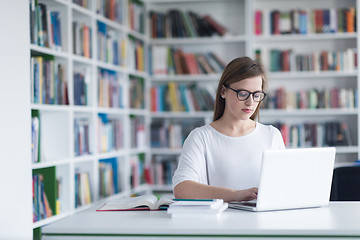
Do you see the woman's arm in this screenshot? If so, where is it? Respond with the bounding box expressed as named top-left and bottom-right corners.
top-left (173, 180), bottom-right (258, 202)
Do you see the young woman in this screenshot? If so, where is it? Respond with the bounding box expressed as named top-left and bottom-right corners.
top-left (172, 56), bottom-right (285, 202)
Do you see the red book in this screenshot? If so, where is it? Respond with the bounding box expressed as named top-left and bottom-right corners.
top-left (254, 10), bottom-right (263, 35)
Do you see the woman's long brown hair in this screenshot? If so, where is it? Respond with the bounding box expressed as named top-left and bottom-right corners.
top-left (213, 57), bottom-right (267, 121)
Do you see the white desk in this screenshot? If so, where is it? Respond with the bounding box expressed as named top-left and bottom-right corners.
top-left (42, 202), bottom-right (360, 240)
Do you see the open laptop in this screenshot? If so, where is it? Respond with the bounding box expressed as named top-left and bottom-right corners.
top-left (228, 147), bottom-right (336, 212)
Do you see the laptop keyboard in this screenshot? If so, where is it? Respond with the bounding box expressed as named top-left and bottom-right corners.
top-left (229, 201), bottom-right (257, 207)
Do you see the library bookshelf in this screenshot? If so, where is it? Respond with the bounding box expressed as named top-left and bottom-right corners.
top-left (4, 0), bottom-right (360, 238)
top-left (250, 0), bottom-right (360, 166)
top-left (29, 0), bottom-right (151, 235)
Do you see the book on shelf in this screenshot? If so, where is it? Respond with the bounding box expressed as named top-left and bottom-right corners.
top-left (99, 158), bottom-right (119, 198)
top-left (257, 48), bottom-right (357, 73)
top-left (149, 9), bottom-right (228, 38)
top-left (33, 167), bottom-right (57, 222)
top-left (29, 0), bottom-right (63, 50)
top-left (128, 36), bottom-right (145, 71)
top-left (130, 154), bottom-right (146, 188)
top-left (263, 87), bottom-right (357, 110)
top-left (271, 121), bottom-right (353, 148)
top-left (74, 118), bottom-right (91, 156)
top-left (129, 116), bottom-right (145, 149)
top-left (151, 46), bottom-right (225, 76)
top-left (33, 174), bottom-right (53, 222)
top-left (31, 54), bottom-right (69, 105)
top-left (148, 155), bottom-right (179, 185)
top-left (73, 0), bottom-right (90, 9)
top-left (98, 69), bottom-right (124, 108)
top-left (258, 7), bottom-right (356, 36)
top-left (97, 114), bottom-right (124, 153)
top-left (97, 21), bottom-right (126, 66)
top-left (72, 21), bottom-right (92, 58)
top-left (97, 194), bottom-right (174, 211)
top-left (75, 170), bottom-right (92, 208)
top-left (73, 67), bottom-right (90, 106)
top-left (129, 0), bottom-right (144, 33)
top-left (150, 83), bottom-right (215, 112)
top-left (96, 0), bottom-right (124, 24)
top-left (31, 110), bottom-right (41, 163)
top-left (129, 75), bottom-right (145, 109)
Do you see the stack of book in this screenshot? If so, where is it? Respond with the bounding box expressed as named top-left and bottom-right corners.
top-left (167, 199), bottom-right (228, 219)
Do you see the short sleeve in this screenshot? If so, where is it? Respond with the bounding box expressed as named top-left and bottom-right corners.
top-left (172, 128), bottom-right (207, 189)
top-left (271, 126), bottom-right (286, 150)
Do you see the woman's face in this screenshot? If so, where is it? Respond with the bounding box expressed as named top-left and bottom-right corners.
top-left (222, 76), bottom-right (263, 121)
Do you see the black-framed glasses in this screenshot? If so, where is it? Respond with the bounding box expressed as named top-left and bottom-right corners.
top-left (224, 84), bottom-right (267, 102)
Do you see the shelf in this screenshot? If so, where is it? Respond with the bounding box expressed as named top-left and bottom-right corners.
top-left (70, 2), bottom-right (94, 17)
top-left (96, 150), bottom-right (128, 159)
top-left (30, 44), bottom-right (69, 58)
top-left (335, 146), bottom-right (359, 154)
top-left (255, 32), bottom-right (357, 42)
top-left (151, 111), bottom-right (213, 118)
top-left (150, 35), bottom-right (246, 45)
top-left (268, 71), bottom-right (358, 79)
top-left (95, 14), bottom-right (127, 32)
top-left (151, 74), bottom-right (221, 82)
top-left (32, 158), bottom-right (71, 169)
top-left (150, 148), bottom-right (182, 155)
top-left (31, 104), bottom-right (70, 112)
top-left (261, 109), bottom-right (358, 117)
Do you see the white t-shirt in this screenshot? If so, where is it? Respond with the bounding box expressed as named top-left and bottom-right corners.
top-left (172, 122), bottom-right (285, 190)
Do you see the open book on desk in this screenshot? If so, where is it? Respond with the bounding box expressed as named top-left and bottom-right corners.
top-left (97, 194), bottom-right (174, 211)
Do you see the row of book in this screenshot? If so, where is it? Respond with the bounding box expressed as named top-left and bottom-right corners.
top-left (149, 9), bottom-right (227, 38)
top-left (75, 170), bottom-right (92, 208)
top-left (73, 0), bottom-right (90, 9)
top-left (263, 87), bottom-right (358, 110)
top-left (272, 121), bottom-right (353, 148)
top-left (32, 174), bottom-right (53, 222)
top-left (96, 0), bottom-right (124, 24)
top-left (99, 158), bottom-right (120, 198)
top-left (256, 48), bottom-right (357, 72)
top-left (150, 156), bottom-right (178, 186)
top-left (72, 21), bottom-right (92, 58)
top-left (74, 118), bottom-right (91, 156)
top-left (150, 83), bottom-right (216, 112)
top-left (97, 21), bottom-right (127, 66)
top-left (98, 69), bottom-right (124, 108)
top-left (98, 114), bottom-right (124, 153)
top-left (32, 167), bottom-right (61, 222)
top-left (151, 119), bottom-right (204, 149)
top-left (129, 37), bottom-right (145, 71)
top-left (130, 116), bottom-right (146, 148)
top-left (129, 75), bottom-right (144, 109)
top-left (73, 69), bottom-right (90, 106)
top-left (30, 0), bottom-right (63, 50)
top-left (130, 154), bottom-right (145, 188)
top-left (254, 7), bottom-right (356, 35)
top-left (31, 55), bottom-right (69, 105)
top-left (129, 0), bottom-right (145, 33)
top-left (151, 46), bottom-right (226, 76)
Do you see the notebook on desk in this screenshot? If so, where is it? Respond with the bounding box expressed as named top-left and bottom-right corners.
top-left (228, 147), bottom-right (336, 212)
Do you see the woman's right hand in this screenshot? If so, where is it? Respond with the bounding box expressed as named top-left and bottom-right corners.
top-left (234, 187), bottom-right (258, 202)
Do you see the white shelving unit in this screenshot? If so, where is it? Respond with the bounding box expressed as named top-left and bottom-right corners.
top-left (29, 0), bottom-right (151, 234)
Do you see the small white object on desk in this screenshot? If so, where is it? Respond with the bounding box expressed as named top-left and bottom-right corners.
top-left (167, 199), bottom-right (228, 219)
